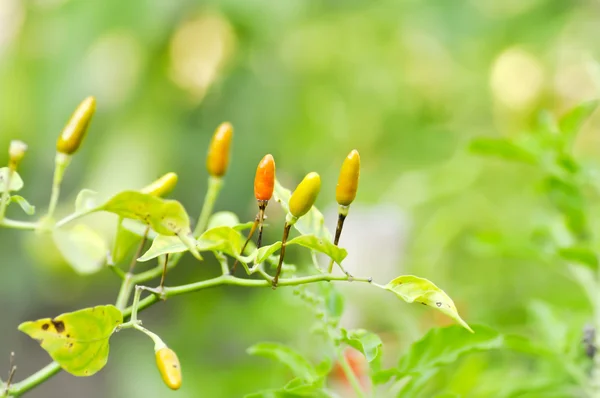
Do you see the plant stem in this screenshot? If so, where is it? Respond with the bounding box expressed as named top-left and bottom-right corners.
top-left (54, 209), bottom-right (94, 229)
top-left (115, 273), bottom-right (135, 311)
top-left (194, 176), bottom-right (223, 237)
top-left (338, 350), bottom-right (366, 398)
top-left (46, 153), bottom-right (71, 220)
top-left (273, 223), bottom-right (292, 287)
top-left (5, 362), bottom-right (61, 397)
top-left (0, 219), bottom-right (38, 230)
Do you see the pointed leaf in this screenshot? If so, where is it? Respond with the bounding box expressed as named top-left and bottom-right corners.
top-left (18, 305), bottom-right (123, 376)
top-left (255, 241), bottom-right (282, 263)
top-left (557, 246), bottom-right (598, 269)
top-left (138, 235), bottom-right (188, 262)
top-left (0, 167), bottom-right (24, 192)
top-left (53, 224), bottom-right (108, 274)
top-left (468, 138), bottom-right (536, 164)
top-left (11, 195), bottom-right (35, 215)
top-left (385, 275), bottom-right (472, 332)
top-left (559, 100), bottom-right (599, 144)
top-left (397, 324), bottom-right (503, 375)
top-left (286, 235), bottom-right (347, 264)
top-left (273, 180), bottom-right (331, 239)
top-left (247, 342), bottom-right (318, 383)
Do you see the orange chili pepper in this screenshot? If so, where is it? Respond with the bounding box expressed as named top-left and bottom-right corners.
top-left (206, 122), bottom-right (233, 178)
top-left (254, 154), bottom-right (275, 201)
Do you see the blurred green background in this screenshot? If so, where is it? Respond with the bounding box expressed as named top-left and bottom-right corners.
top-left (1, 0), bottom-right (600, 397)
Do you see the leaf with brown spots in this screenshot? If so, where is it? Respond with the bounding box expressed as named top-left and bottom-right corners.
top-left (384, 275), bottom-right (473, 333)
top-left (18, 305), bottom-right (123, 376)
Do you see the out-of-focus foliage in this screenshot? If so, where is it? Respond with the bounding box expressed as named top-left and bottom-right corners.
top-left (2, 0), bottom-right (600, 397)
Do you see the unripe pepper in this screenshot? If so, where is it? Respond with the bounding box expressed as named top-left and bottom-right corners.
top-left (273, 172), bottom-right (321, 287)
top-left (206, 122), bottom-right (233, 178)
top-left (8, 140), bottom-right (27, 171)
top-left (289, 172), bottom-right (321, 218)
top-left (155, 347), bottom-right (182, 390)
top-left (254, 154), bottom-right (275, 201)
top-left (141, 172), bottom-right (178, 197)
top-left (56, 96), bottom-right (96, 155)
top-left (336, 150), bottom-right (360, 206)
top-left (328, 150), bottom-right (360, 274)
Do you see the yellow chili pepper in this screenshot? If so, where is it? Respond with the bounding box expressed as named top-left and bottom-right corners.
top-left (140, 172), bottom-right (179, 197)
top-left (155, 347), bottom-right (182, 390)
top-left (56, 96), bottom-right (97, 155)
top-left (206, 122), bottom-right (233, 177)
top-left (289, 172), bottom-right (321, 218)
top-left (336, 149), bottom-right (360, 206)
top-left (273, 172), bottom-right (321, 287)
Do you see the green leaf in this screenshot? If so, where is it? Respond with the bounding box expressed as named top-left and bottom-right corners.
top-left (255, 241), bottom-right (283, 263)
top-left (10, 195), bottom-right (35, 215)
top-left (557, 246), bottom-right (598, 269)
top-left (397, 324), bottom-right (502, 375)
top-left (139, 225), bottom-right (250, 262)
top-left (0, 167), bottom-right (24, 192)
top-left (247, 342), bottom-right (319, 383)
top-left (341, 329), bottom-right (382, 371)
top-left (75, 189), bottom-right (99, 213)
top-left (138, 234), bottom-right (188, 262)
top-left (559, 100), bottom-right (599, 144)
top-left (138, 224), bottom-right (277, 263)
top-left (99, 191), bottom-right (189, 236)
top-left (98, 191), bottom-right (200, 259)
top-left (53, 224), bottom-right (108, 274)
top-left (384, 275), bottom-right (472, 332)
top-left (468, 138), bottom-right (536, 164)
top-left (286, 235), bottom-right (347, 264)
top-left (18, 305), bottom-right (123, 376)
top-left (273, 180), bottom-right (331, 239)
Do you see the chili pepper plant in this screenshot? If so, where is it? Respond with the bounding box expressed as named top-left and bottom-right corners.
top-left (0, 97), bottom-right (481, 397)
